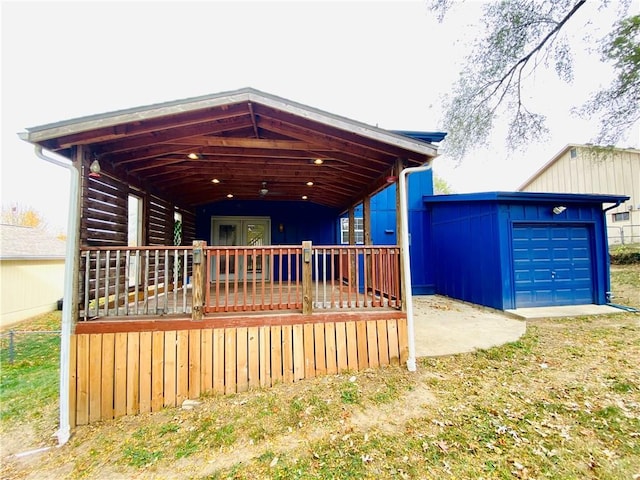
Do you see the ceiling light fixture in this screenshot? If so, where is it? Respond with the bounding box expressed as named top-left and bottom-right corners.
top-left (302, 195), bottom-right (308, 200)
top-left (226, 193), bottom-right (234, 198)
top-left (313, 158), bottom-right (324, 165)
top-left (306, 181), bottom-right (314, 186)
top-left (89, 159), bottom-right (101, 178)
top-left (211, 178), bottom-right (220, 184)
top-left (187, 152), bottom-right (200, 160)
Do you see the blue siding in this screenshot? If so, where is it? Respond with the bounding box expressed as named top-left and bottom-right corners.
top-left (196, 201), bottom-right (340, 282)
top-left (196, 200), bottom-right (339, 246)
top-left (338, 170), bottom-right (435, 294)
top-left (427, 202), bottom-right (504, 309)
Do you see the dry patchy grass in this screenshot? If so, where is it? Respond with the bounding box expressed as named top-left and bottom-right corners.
top-left (1, 269), bottom-right (639, 479)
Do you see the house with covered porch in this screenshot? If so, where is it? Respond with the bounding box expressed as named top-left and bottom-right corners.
top-left (19, 88), bottom-right (444, 437)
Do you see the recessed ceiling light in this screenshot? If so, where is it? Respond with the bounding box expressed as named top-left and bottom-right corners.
top-left (302, 195), bottom-right (308, 200)
top-left (313, 158), bottom-right (324, 165)
top-left (187, 152), bottom-right (200, 160)
top-left (306, 181), bottom-right (314, 186)
top-left (226, 193), bottom-right (234, 198)
top-left (211, 178), bottom-right (220, 184)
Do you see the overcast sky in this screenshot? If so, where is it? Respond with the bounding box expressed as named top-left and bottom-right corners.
top-left (2, 0), bottom-right (638, 233)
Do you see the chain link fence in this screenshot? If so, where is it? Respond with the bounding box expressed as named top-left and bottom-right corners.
top-left (0, 330), bottom-right (61, 364)
top-left (607, 224), bottom-right (640, 245)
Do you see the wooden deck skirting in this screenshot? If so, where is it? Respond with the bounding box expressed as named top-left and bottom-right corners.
top-left (69, 313), bottom-right (408, 427)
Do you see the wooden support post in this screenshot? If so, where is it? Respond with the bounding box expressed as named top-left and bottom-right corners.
top-left (302, 240), bottom-right (313, 315)
top-left (192, 240), bottom-right (206, 320)
top-left (363, 195), bottom-right (372, 292)
top-left (348, 206), bottom-right (357, 287)
top-left (348, 207), bottom-right (356, 246)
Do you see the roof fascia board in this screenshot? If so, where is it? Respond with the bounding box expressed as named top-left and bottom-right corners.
top-left (516, 144), bottom-right (576, 191)
top-left (20, 87), bottom-right (438, 157)
top-left (423, 191), bottom-right (629, 204)
top-left (21, 90), bottom-right (255, 143)
top-left (517, 143), bottom-right (640, 191)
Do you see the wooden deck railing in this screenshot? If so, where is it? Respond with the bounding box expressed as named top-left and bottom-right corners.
top-left (79, 243), bottom-right (402, 320)
top-left (204, 246), bottom-right (304, 313)
top-left (313, 246), bottom-right (402, 309)
top-left (80, 247), bottom-right (192, 320)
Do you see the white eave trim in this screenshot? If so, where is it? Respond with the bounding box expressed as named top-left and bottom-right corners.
top-left (20, 89), bottom-right (438, 157)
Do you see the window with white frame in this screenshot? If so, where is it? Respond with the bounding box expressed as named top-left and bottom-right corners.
top-left (340, 217), bottom-right (364, 244)
top-left (612, 211), bottom-right (630, 222)
top-left (128, 195), bottom-right (143, 287)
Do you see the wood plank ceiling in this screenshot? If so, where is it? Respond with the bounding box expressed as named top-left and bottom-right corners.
top-left (23, 89), bottom-right (438, 211)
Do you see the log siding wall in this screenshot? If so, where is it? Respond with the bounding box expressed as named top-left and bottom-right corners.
top-left (68, 317), bottom-right (408, 427)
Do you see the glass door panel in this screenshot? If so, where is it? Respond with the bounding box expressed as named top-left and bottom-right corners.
top-left (211, 217), bottom-right (270, 281)
top-left (246, 222), bottom-right (266, 276)
top-left (212, 220), bottom-right (241, 280)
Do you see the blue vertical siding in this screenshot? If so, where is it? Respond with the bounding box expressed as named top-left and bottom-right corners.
top-left (338, 170), bottom-right (435, 294)
top-left (427, 202), bottom-right (504, 309)
top-left (196, 201), bottom-right (339, 282)
top-left (196, 200), bottom-right (339, 246)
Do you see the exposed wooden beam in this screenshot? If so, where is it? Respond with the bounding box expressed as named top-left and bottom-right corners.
top-left (248, 102), bottom-right (260, 139)
top-left (255, 104), bottom-right (434, 164)
top-left (96, 116), bottom-right (253, 155)
top-left (256, 117), bottom-right (393, 167)
top-left (175, 137), bottom-right (336, 151)
top-left (53, 103), bottom-right (251, 150)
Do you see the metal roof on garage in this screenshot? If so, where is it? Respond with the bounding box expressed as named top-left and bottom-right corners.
top-left (423, 191), bottom-right (630, 205)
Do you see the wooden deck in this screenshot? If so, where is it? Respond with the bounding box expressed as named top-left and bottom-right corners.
top-left (70, 312), bottom-right (408, 426)
top-left (70, 243), bottom-right (406, 428)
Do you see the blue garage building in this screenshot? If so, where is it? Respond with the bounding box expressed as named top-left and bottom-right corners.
top-left (422, 192), bottom-right (628, 309)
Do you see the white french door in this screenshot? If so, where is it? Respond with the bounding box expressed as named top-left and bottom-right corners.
top-left (210, 217), bottom-right (271, 280)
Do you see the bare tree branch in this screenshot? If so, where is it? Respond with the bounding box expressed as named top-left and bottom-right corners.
top-left (424, 0), bottom-right (638, 161)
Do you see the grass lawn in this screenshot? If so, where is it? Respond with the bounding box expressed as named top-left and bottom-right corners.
top-left (1, 266), bottom-right (638, 479)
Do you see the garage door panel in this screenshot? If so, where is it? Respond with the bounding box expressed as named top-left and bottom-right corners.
top-left (551, 228), bottom-right (570, 240)
top-left (532, 248), bottom-right (551, 261)
top-left (513, 250), bottom-right (529, 260)
top-left (571, 249), bottom-right (590, 261)
top-left (533, 269), bottom-right (553, 282)
top-left (552, 248), bottom-right (570, 261)
top-left (530, 228), bottom-right (551, 240)
top-left (531, 290), bottom-right (553, 305)
top-left (513, 224), bottom-right (594, 307)
top-left (514, 269), bottom-right (532, 283)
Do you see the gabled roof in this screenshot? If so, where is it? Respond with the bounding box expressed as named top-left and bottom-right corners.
top-left (517, 143), bottom-right (640, 191)
top-left (20, 88), bottom-right (443, 210)
top-left (0, 225), bottom-right (66, 260)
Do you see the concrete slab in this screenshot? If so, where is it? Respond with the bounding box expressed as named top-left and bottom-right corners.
top-left (411, 296), bottom-right (630, 358)
top-left (412, 295), bottom-right (526, 358)
top-left (505, 304), bottom-right (625, 320)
